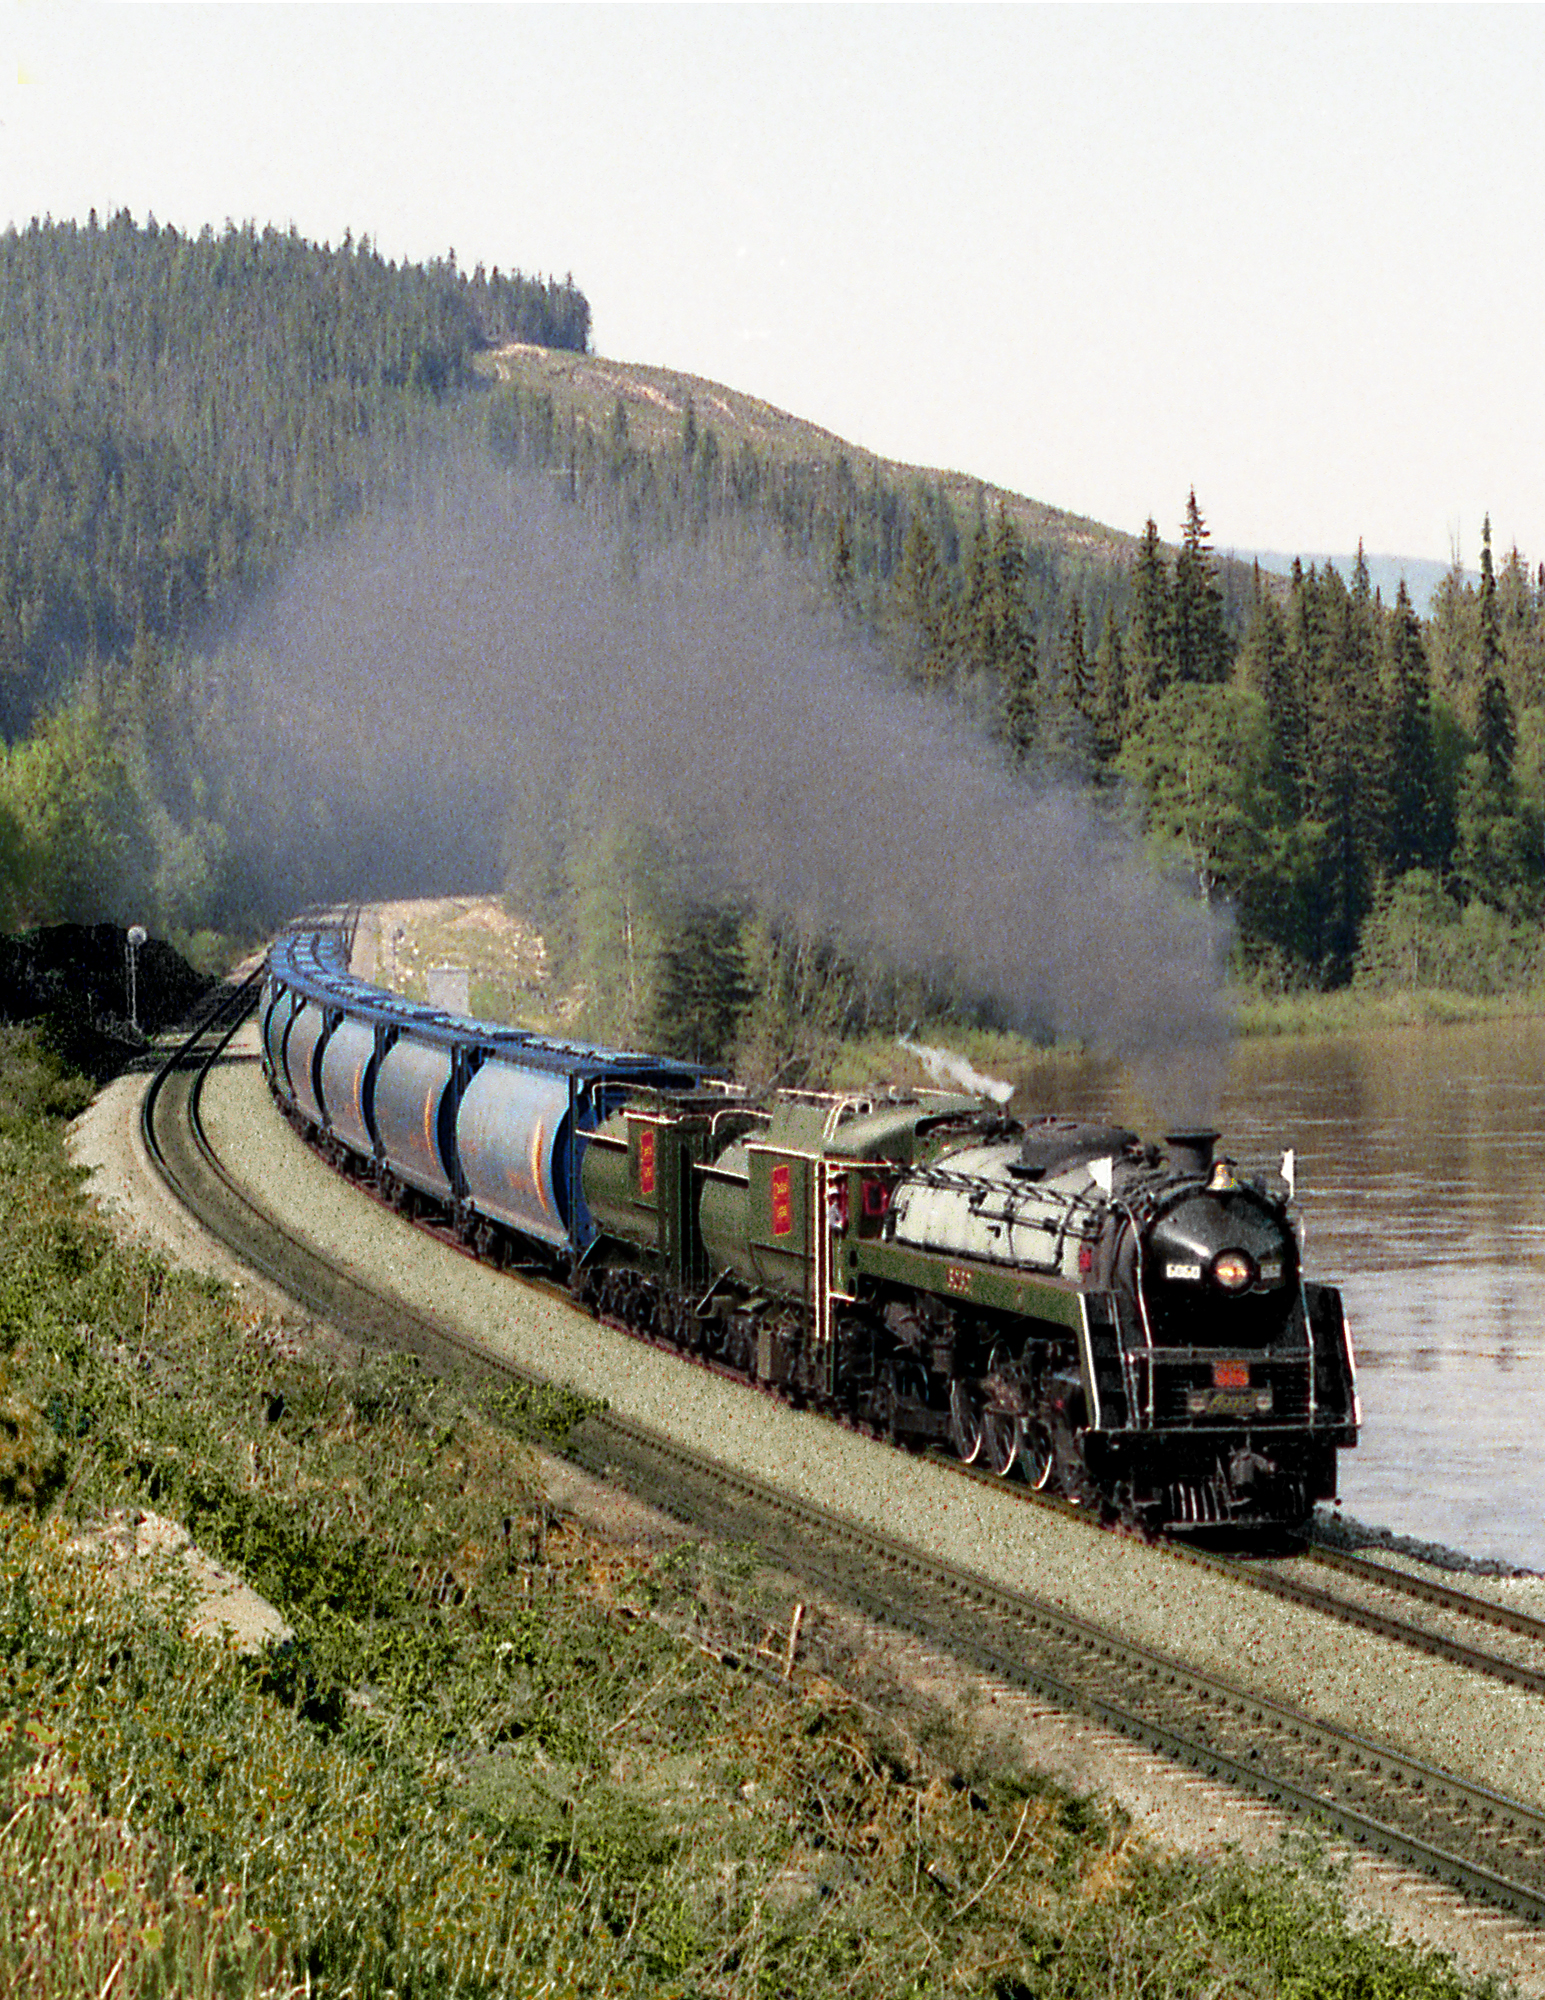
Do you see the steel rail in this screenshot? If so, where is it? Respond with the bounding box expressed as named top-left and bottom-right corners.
top-left (141, 975), bottom-right (571, 1382)
top-left (1307, 1541), bottom-right (1545, 1639)
top-left (562, 1417), bottom-right (1545, 1926)
top-left (928, 1446), bottom-right (1545, 1702)
top-left (138, 970), bottom-right (268, 1184)
top-left (1168, 1542), bottom-right (1545, 1700)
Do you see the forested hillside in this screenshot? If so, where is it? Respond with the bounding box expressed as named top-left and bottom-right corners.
top-left (0, 213), bottom-right (588, 728)
top-left (2, 211), bottom-right (1542, 1042)
top-left (479, 352), bottom-right (1545, 1017)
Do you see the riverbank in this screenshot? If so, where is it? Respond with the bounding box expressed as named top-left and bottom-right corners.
top-left (1234, 981), bottom-right (1545, 1039)
top-left (827, 981), bottom-right (1545, 1118)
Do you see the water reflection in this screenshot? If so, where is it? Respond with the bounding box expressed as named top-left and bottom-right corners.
top-left (1007, 1017), bottom-right (1545, 1570)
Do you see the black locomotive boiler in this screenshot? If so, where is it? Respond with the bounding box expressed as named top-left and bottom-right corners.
top-left (263, 921), bottom-right (1359, 1533)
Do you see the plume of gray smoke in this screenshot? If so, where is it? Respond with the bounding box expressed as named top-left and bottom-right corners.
top-left (220, 473), bottom-right (1233, 1123)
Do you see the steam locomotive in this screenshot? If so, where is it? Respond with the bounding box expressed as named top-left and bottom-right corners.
top-left (262, 922), bottom-right (1359, 1532)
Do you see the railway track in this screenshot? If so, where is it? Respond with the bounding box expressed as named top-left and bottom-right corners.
top-left (1223, 1542), bottom-right (1545, 1698)
top-left (934, 1448), bottom-right (1545, 1700)
top-left (141, 986), bottom-right (1545, 1929)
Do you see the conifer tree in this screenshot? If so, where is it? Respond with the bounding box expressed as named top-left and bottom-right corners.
top-left (1236, 590), bottom-right (1304, 824)
top-left (1171, 489), bottom-right (1230, 683)
top-left (1298, 563), bottom-right (1384, 979)
top-left (1476, 671), bottom-right (1518, 788)
top-left (980, 507), bottom-right (1040, 758)
top-left (651, 903), bottom-right (752, 1064)
top-left (1090, 607), bottom-right (1127, 768)
top-left (1035, 599), bottom-right (1093, 778)
top-left (894, 513), bottom-right (949, 685)
top-left (1061, 598), bottom-right (1092, 718)
top-left (1382, 581), bottom-right (1447, 876)
top-left (954, 499), bottom-right (994, 675)
top-left (1127, 518), bottom-right (1172, 707)
top-left (1473, 514), bottom-right (1515, 783)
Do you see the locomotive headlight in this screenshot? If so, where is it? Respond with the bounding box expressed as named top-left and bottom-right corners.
top-left (1212, 1249), bottom-right (1255, 1292)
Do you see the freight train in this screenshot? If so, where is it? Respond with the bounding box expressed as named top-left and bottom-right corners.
top-left (261, 920), bottom-right (1359, 1532)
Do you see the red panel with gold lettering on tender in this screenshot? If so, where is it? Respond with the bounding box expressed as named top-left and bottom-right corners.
top-left (770, 1160), bottom-right (793, 1236)
top-left (745, 1144), bottom-right (812, 1294)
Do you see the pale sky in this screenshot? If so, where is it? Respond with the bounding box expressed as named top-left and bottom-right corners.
top-left (5, 3), bottom-right (1542, 568)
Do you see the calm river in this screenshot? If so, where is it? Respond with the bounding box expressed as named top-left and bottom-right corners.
top-left (1010, 1016), bottom-right (1545, 1571)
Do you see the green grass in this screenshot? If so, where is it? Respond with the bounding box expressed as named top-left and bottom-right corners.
top-left (0, 1020), bottom-right (1511, 1996)
top-left (1232, 981), bottom-right (1545, 1038)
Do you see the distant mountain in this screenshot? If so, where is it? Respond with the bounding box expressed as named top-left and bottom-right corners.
top-left (1230, 549), bottom-right (1473, 618)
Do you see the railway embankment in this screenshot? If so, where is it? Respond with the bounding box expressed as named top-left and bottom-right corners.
top-left (40, 1004), bottom-right (1545, 1995)
top-left (193, 1017), bottom-right (1545, 1818)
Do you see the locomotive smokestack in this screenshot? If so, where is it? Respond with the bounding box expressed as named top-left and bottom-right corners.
top-left (1166, 1130), bottom-right (1219, 1177)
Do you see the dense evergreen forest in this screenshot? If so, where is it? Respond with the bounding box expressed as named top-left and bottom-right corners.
top-left (0, 212), bottom-right (588, 725)
top-left (3, 212), bottom-right (1543, 1051)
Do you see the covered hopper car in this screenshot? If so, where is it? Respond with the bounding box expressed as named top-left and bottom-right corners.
top-left (263, 922), bottom-right (1359, 1532)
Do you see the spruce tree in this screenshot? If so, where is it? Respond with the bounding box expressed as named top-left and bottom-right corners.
top-left (1476, 670), bottom-right (1517, 787)
top-left (1236, 590), bottom-right (1304, 824)
top-left (651, 904), bottom-right (752, 1065)
top-left (1473, 514), bottom-right (1515, 783)
top-left (1061, 598), bottom-right (1092, 717)
top-left (1171, 489), bottom-right (1230, 683)
top-left (1037, 598), bottom-right (1093, 778)
top-left (984, 507), bottom-right (1039, 758)
top-left (1090, 607), bottom-right (1127, 768)
top-left (1382, 582), bottom-right (1446, 875)
top-left (1127, 518), bottom-right (1172, 707)
top-left (894, 513), bottom-right (949, 685)
top-left (1299, 564), bottom-right (1384, 980)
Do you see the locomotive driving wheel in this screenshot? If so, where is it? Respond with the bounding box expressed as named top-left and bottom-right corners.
top-left (948, 1378), bottom-right (985, 1464)
top-left (982, 1339), bottom-right (1023, 1477)
top-left (982, 1407), bottom-right (1022, 1478)
top-left (1022, 1419), bottom-right (1056, 1491)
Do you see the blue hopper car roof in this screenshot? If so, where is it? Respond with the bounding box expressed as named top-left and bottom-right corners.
top-left (267, 924), bottom-right (704, 1089)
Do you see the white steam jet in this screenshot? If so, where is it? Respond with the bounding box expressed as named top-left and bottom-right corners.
top-left (897, 1035), bottom-right (1015, 1107)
